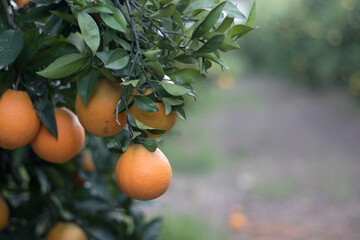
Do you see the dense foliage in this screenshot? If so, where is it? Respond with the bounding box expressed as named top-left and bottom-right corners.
top-left (0, 0), bottom-right (256, 239)
top-left (240, 0), bottom-right (359, 88)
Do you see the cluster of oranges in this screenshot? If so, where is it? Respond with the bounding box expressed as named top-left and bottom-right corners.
top-left (0, 78), bottom-right (176, 233)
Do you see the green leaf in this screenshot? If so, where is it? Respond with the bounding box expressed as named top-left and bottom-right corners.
top-left (33, 92), bottom-right (57, 138)
top-left (107, 130), bottom-right (130, 152)
top-left (173, 54), bottom-right (197, 64)
top-left (96, 49), bottom-right (130, 70)
top-left (143, 50), bottom-right (162, 61)
top-left (197, 53), bottom-right (229, 69)
top-left (121, 79), bottom-right (139, 87)
top-left (18, 29), bottom-right (40, 65)
top-left (224, 1), bottom-right (245, 19)
top-left (50, 196), bottom-right (74, 221)
top-left (246, 1), bottom-right (256, 27)
top-left (219, 35), bottom-right (240, 51)
top-left (74, 198), bottom-right (110, 213)
top-left (37, 53), bottom-right (89, 79)
top-left (161, 82), bottom-right (191, 96)
top-left (149, 3), bottom-right (176, 18)
top-left (192, 1), bottom-right (226, 39)
top-left (145, 61), bottom-right (164, 77)
top-left (216, 17), bottom-right (234, 33)
top-left (77, 11), bottom-right (100, 55)
top-left (173, 106), bottom-right (186, 120)
top-left (44, 15), bottom-right (63, 39)
top-left (197, 35), bottom-right (225, 53)
top-left (173, 10), bottom-right (183, 31)
top-left (77, 67), bottom-right (99, 106)
top-left (91, 4), bottom-right (114, 14)
top-left (128, 113), bottom-right (155, 130)
top-left (228, 24), bottom-right (253, 39)
top-left (100, 9), bottom-right (127, 33)
top-left (23, 6), bottom-right (52, 22)
top-left (168, 68), bottom-right (206, 84)
top-left (34, 168), bottom-right (50, 194)
top-left (50, 10), bottom-right (77, 25)
top-left (0, 30), bottom-right (24, 68)
top-left (132, 95), bottom-right (159, 112)
top-left (185, 0), bottom-right (216, 13)
top-left (67, 32), bottom-right (85, 53)
top-left (158, 0), bottom-right (172, 6)
top-left (142, 218), bottom-right (163, 240)
top-left (141, 139), bottom-right (158, 152)
top-left (99, 67), bottom-right (116, 81)
top-left (162, 97), bottom-right (184, 106)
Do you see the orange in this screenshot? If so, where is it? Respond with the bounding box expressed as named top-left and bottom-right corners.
top-left (217, 73), bottom-right (235, 90)
top-left (115, 144), bottom-right (172, 201)
top-left (228, 210), bottom-right (248, 231)
top-left (15, 0), bottom-right (29, 7)
top-left (0, 196), bottom-right (9, 231)
top-left (81, 149), bottom-right (96, 172)
top-left (0, 89), bottom-right (40, 150)
top-left (75, 78), bottom-right (127, 137)
top-left (46, 222), bottom-right (87, 240)
top-left (129, 88), bottom-right (178, 138)
top-left (31, 107), bottom-right (85, 164)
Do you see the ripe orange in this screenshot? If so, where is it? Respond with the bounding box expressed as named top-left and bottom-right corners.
top-left (75, 78), bottom-right (127, 137)
top-left (46, 222), bottom-right (87, 240)
top-left (15, 0), bottom-right (29, 7)
top-left (228, 210), bottom-right (248, 231)
top-left (115, 144), bottom-right (172, 201)
top-left (81, 149), bottom-right (96, 172)
top-left (31, 107), bottom-right (85, 164)
top-left (129, 88), bottom-right (178, 138)
top-left (0, 89), bottom-right (40, 150)
top-left (0, 196), bottom-right (9, 231)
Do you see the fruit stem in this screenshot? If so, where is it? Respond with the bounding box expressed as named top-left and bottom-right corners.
top-left (14, 74), bottom-right (21, 90)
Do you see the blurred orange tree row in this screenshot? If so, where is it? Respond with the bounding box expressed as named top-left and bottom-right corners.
top-left (240, 0), bottom-right (360, 89)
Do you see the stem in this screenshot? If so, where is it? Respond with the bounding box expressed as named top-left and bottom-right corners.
top-left (125, 0), bottom-right (141, 81)
top-left (1, 0), bottom-right (22, 33)
top-left (164, 31), bottom-right (190, 38)
top-left (14, 74), bottom-right (21, 90)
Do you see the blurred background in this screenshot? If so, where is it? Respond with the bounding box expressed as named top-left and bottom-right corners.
top-left (145, 1), bottom-right (360, 239)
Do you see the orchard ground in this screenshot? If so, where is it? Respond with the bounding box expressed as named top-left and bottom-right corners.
top-left (136, 70), bottom-right (360, 239)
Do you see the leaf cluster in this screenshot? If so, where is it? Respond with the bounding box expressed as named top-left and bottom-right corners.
top-left (0, 0), bottom-right (255, 151)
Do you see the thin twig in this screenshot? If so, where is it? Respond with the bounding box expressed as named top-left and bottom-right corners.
top-left (164, 31), bottom-right (190, 38)
top-left (125, 0), bottom-right (141, 81)
top-left (14, 74), bottom-right (21, 90)
top-left (131, 0), bottom-right (191, 54)
top-left (1, 0), bottom-right (22, 33)
top-left (115, 98), bottom-right (122, 126)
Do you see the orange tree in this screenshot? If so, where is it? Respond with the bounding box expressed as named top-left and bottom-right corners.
top-left (0, 0), bottom-right (256, 239)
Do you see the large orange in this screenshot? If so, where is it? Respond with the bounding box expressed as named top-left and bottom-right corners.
top-left (75, 78), bottom-right (127, 137)
top-left (0, 89), bottom-right (40, 150)
top-left (46, 222), bottom-right (87, 240)
top-left (115, 144), bottom-right (172, 201)
top-left (31, 107), bottom-right (85, 164)
top-left (129, 88), bottom-right (178, 138)
top-left (0, 196), bottom-right (9, 231)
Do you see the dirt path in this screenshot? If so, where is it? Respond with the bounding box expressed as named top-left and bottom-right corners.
top-left (147, 75), bottom-right (360, 240)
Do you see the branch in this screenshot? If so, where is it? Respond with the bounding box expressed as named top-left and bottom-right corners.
top-left (1, 0), bottom-right (22, 33)
top-left (130, 1), bottom-right (190, 55)
top-left (125, 0), bottom-right (141, 81)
